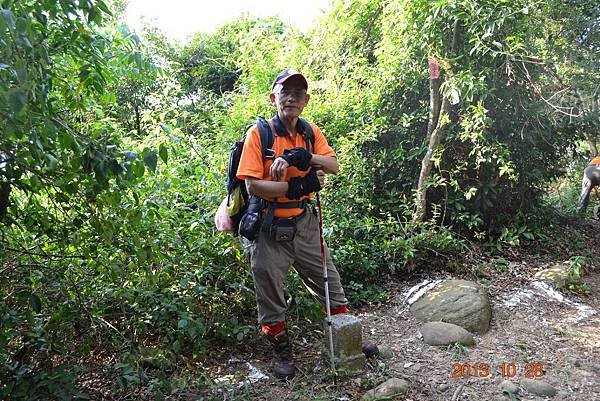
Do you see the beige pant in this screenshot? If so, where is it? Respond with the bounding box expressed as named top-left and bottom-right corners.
top-left (247, 206), bottom-right (348, 326)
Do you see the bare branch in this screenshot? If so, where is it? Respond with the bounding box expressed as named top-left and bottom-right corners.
top-left (538, 94), bottom-right (584, 117)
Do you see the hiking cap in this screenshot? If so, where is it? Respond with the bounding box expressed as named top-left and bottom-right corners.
top-left (272, 69), bottom-right (308, 90)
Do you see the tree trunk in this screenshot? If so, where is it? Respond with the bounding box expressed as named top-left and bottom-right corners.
top-left (414, 92), bottom-right (451, 222)
top-left (134, 104), bottom-right (141, 136)
top-left (0, 182), bottom-right (11, 219)
top-left (426, 73), bottom-right (442, 144)
top-left (413, 22), bottom-right (460, 222)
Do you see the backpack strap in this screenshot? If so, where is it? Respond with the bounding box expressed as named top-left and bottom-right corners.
top-left (261, 200), bottom-right (278, 232)
top-left (256, 117), bottom-right (275, 161)
top-left (299, 118), bottom-right (315, 153)
top-left (248, 117), bottom-right (276, 232)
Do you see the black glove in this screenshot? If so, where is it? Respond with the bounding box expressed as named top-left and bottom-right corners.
top-left (286, 169), bottom-right (322, 199)
top-left (281, 147), bottom-right (312, 171)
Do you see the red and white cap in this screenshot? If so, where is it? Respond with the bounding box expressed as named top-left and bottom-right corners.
top-left (271, 69), bottom-right (308, 90)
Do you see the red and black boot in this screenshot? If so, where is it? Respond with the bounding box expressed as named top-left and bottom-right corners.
top-left (266, 330), bottom-right (296, 380)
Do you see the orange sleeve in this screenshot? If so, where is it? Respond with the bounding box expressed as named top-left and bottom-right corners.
top-left (236, 126), bottom-right (265, 180)
top-left (311, 124), bottom-right (335, 157)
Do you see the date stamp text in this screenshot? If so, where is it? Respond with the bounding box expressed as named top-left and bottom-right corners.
top-left (451, 363), bottom-right (545, 378)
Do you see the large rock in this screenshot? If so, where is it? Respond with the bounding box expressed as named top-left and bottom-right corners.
top-left (410, 280), bottom-right (491, 333)
top-left (362, 378), bottom-right (409, 401)
top-left (419, 322), bottom-right (475, 346)
top-left (499, 379), bottom-right (519, 396)
top-left (521, 378), bottom-right (557, 397)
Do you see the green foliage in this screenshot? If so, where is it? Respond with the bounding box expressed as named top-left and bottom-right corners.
top-left (1, 0), bottom-right (598, 397)
top-left (0, 0), bottom-right (162, 212)
top-left (565, 255), bottom-right (591, 294)
top-left (0, 2), bottom-right (255, 398)
top-left (177, 18), bottom-right (282, 97)
top-left (344, 282), bottom-right (389, 306)
top-left (544, 157), bottom-right (589, 216)
top-left (447, 342), bottom-right (470, 359)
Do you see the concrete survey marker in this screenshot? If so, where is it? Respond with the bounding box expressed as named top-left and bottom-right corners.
top-left (325, 314), bottom-right (366, 372)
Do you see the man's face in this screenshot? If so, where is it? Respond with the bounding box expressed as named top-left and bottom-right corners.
top-left (270, 77), bottom-right (310, 121)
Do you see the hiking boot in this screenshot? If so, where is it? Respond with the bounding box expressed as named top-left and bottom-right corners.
top-left (362, 342), bottom-right (379, 358)
top-left (266, 330), bottom-right (296, 380)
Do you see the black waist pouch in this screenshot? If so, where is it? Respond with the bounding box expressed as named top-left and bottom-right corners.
top-left (239, 197), bottom-right (264, 241)
top-left (269, 217), bottom-right (297, 241)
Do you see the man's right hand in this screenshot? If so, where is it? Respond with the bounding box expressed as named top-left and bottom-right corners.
top-left (270, 157), bottom-right (290, 182)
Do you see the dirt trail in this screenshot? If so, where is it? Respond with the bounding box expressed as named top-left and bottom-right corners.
top-left (197, 218), bottom-right (600, 401)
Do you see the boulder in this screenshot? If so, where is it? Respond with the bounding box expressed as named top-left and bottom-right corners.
top-left (419, 321), bottom-right (475, 346)
top-left (521, 378), bottom-right (557, 397)
top-left (410, 280), bottom-right (491, 333)
top-left (499, 379), bottom-right (519, 396)
top-left (362, 378), bottom-right (409, 401)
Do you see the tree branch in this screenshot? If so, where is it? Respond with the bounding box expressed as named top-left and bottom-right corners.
top-left (363, 5), bottom-right (384, 50)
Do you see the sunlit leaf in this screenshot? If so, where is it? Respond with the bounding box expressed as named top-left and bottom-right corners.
top-left (96, 0), bottom-right (112, 15)
top-left (133, 160), bottom-right (145, 178)
top-left (159, 144), bottom-right (168, 164)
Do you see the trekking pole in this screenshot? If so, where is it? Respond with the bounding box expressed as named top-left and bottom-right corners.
top-left (314, 166), bottom-right (336, 375)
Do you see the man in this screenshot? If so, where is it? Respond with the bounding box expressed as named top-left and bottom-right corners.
top-left (236, 69), bottom-right (376, 380)
top-left (577, 156), bottom-right (600, 215)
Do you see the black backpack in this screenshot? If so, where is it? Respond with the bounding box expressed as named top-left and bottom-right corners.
top-left (226, 117), bottom-right (315, 235)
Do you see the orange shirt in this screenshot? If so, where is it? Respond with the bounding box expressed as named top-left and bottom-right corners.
top-left (236, 119), bottom-right (335, 218)
top-left (590, 156), bottom-right (600, 165)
